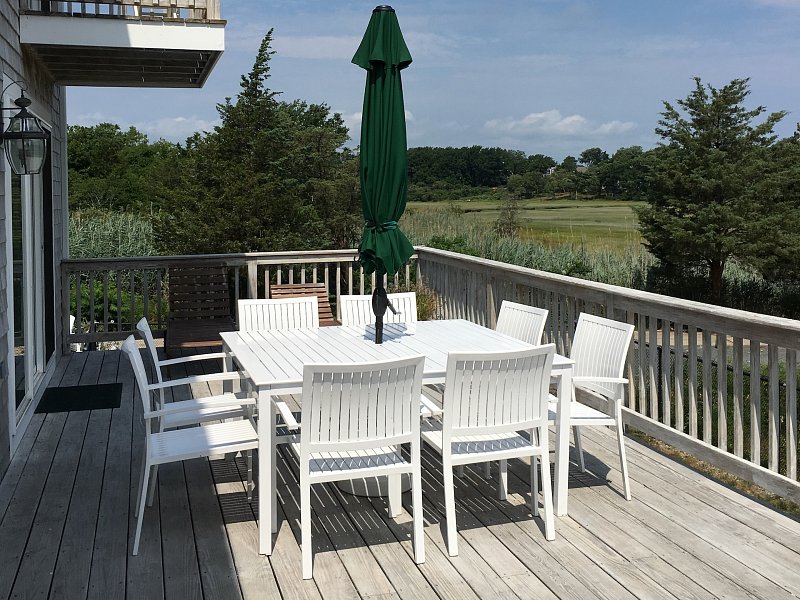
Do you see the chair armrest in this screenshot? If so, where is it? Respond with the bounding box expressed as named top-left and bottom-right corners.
top-left (420, 394), bottom-right (443, 417)
top-left (158, 352), bottom-right (228, 367)
top-left (572, 376), bottom-right (628, 385)
top-left (273, 400), bottom-right (300, 430)
top-left (147, 371), bottom-right (244, 391)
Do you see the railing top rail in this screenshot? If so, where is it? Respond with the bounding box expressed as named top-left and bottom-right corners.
top-left (22, 0), bottom-right (222, 21)
top-left (415, 245), bottom-right (800, 346)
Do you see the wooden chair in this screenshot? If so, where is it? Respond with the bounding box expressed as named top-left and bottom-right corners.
top-left (121, 336), bottom-right (258, 556)
top-left (421, 345), bottom-right (557, 556)
top-left (165, 266), bottom-right (235, 355)
top-left (495, 300), bottom-right (549, 345)
top-left (237, 297), bottom-right (319, 331)
top-left (550, 313), bottom-right (635, 500)
top-left (339, 292), bottom-right (417, 327)
top-left (274, 355), bottom-right (426, 579)
top-left (269, 282), bottom-right (337, 326)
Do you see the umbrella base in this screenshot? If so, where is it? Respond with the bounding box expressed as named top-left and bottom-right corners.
top-left (336, 474), bottom-right (412, 497)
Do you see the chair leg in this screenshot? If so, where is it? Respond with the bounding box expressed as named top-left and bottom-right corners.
top-left (133, 461), bottom-right (152, 556)
top-left (615, 407), bottom-right (631, 500)
top-left (573, 425), bottom-right (585, 472)
top-left (412, 448), bottom-right (425, 564)
top-left (146, 464), bottom-right (159, 507)
top-left (388, 473), bottom-right (402, 518)
top-left (246, 450), bottom-right (254, 502)
top-left (483, 462), bottom-right (491, 479)
top-left (538, 438), bottom-right (556, 541)
top-left (531, 456), bottom-right (539, 517)
top-left (135, 452), bottom-right (148, 518)
top-left (443, 460), bottom-right (458, 556)
top-left (301, 475), bottom-right (313, 579)
top-left (498, 459), bottom-right (508, 500)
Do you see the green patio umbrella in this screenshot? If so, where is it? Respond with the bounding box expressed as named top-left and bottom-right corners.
top-left (353, 5), bottom-right (414, 343)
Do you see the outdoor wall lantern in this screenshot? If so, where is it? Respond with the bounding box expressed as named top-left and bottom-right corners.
top-left (0, 81), bottom-right (48, 175)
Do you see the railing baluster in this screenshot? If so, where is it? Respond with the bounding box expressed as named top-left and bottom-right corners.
top-left (733, 337), bottom-right (744, 458)
top-left (750, 340), bottom-right (761, 466)
top-left (88, 271), bottom-right (96, 334)
top-left (637, 314), bottom-right (646, 416)
top-left (76, 272), bottom-right (83, 339)
top-left (688, 326), bottom-right (698, 438)
top-left (787, 349), bottom-right (797, 480)
top-left (649, 316), bottom-right (658, 420)
top-left (717, 334), bottom-right (728, 452)
top-left (768, 344), bottom-right (779, 472)
top-left (702, 329), bottom-right (712, 443)
top-left (661, 318), bottom-right (671, 426)
top-left (155, 270), bottom-right (163, 330)
top-left (674, 322), bottom-right (684, 433)
top-left (103, 271), bottom-right (110, 335)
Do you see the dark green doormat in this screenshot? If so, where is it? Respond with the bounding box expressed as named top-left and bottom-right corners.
top-left (35, 383), bottom-right (123, 414)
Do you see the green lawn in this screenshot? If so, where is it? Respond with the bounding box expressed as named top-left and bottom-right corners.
top-left (406, 197), bottom-right (645, 251)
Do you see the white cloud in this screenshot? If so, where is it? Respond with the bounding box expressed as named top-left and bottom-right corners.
top-left (484, 109), bottom-right (635, 138)
top-left (273, 35), bottom-right (362, 60)
top-left (70, 112), bottom-right (219, 143)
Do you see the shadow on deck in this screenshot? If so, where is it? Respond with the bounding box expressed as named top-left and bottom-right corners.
top-left (1, 350), bottom-right (799, 599)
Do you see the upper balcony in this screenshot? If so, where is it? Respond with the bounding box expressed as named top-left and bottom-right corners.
top-left (20, 1), bottom-right (225, 87)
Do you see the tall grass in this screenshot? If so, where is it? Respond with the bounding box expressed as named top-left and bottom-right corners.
top-left (402, 206), bottom-right (800, 318)
top-left (69, 210), bottom-right (156, 258)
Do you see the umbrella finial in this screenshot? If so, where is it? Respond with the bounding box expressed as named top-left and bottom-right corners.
top-left (374, 5), bottom-right (395, 12)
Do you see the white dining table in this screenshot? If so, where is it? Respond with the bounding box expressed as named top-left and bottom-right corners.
top-left (221, 318), bottom-right (574, 556)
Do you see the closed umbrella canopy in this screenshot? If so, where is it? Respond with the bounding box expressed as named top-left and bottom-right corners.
top-left (353, 5), bottom-right (414, 278)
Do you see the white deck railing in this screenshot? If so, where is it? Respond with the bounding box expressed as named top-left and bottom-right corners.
top-left (415, 246), bottom-right (800, 502)
top-left (22, 0), bottom-right (221, 20)
top-left (61, 246), bottom-right (800, 501)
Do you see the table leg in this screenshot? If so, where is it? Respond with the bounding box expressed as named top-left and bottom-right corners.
top-left (554, 368), bottom-right (572, 516)
top-left (258, 388), bottom-right (275, 555)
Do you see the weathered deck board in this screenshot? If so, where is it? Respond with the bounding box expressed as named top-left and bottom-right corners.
top-left (0, 350), bottom-right (799, 600)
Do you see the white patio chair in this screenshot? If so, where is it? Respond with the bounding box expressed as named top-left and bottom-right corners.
top-left (495, 300), bottom-right (549, 345)
top-left (237, 296), bottom-right (319, 331)
top-left (421, 345), bottom-right (557, 556)
top-left (339, 292), bottom-right (417, 326)
top-left (274, 355), bottom-right (426, 579)
top-left (121, 336), bottom-right (258, 556)
top-left (136, 317), bottom-right (252, 430)
top-left (551, 313), bottom-right (635, 500)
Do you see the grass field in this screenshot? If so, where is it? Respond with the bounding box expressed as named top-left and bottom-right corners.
top-left (406, 197), bottom-right (645, 251)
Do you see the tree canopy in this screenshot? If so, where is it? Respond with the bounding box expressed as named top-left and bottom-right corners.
top-left (636, 77), bottom-right (797, 302)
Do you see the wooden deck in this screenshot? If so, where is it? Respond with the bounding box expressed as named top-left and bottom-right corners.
top-left (1, 349), bottom-right (799, 600)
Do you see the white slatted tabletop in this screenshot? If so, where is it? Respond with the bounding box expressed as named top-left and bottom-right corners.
top-left (220, 319), bottom-right (575, 556)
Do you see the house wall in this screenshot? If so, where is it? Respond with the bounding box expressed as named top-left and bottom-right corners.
top-left (0, 0), bottom-right (66, 476)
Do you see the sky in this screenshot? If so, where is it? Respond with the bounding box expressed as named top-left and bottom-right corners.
top-left (67, 0), bottom-right (800, 161)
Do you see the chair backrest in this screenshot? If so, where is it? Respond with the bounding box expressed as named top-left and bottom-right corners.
top-left (136, 317), bottom-right (165, 387)
top-left (495, 301), bottom-right (548, 345)
top-left (168, 266), bottom-right (230, 321)
top-left (339, 292), bottom-right (417, 327)
top-left (269, 283), bottom-right (337, 325)
top-left (121, 335), bottom-right (156, 433)
top-left (237, 297), bottom-right (319, 331)
top-left (570, 313), bottom-right (635, 399)
top-left (442, 345), bottom-right (555, 440)
top-left (300, 355), bottom-right (425, 456)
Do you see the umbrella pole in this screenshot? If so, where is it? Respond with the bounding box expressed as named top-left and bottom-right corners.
top-left (372, 273), bottom-right (385, 344)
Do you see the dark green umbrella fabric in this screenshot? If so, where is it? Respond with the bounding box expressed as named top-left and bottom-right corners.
top-left (353, 6), bottom-right (414, 277)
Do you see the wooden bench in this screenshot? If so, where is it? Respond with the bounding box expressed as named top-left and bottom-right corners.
top-left (269, 283), bottom-right (339, 326)
top-left (165, 266), bottom-right (235, 355)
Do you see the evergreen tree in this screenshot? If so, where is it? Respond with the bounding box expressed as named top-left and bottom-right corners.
top-left (156, 30), bottom-right (360, 255)
top-left (637, 77), bottom-right (791, 302)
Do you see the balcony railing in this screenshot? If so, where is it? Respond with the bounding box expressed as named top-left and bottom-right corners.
top-left (61, 249), bottom-right (415, 345)
top-left (22, 0), bottom-right (221, 21)
top-left (60, 246), bottom-right (800, 502)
